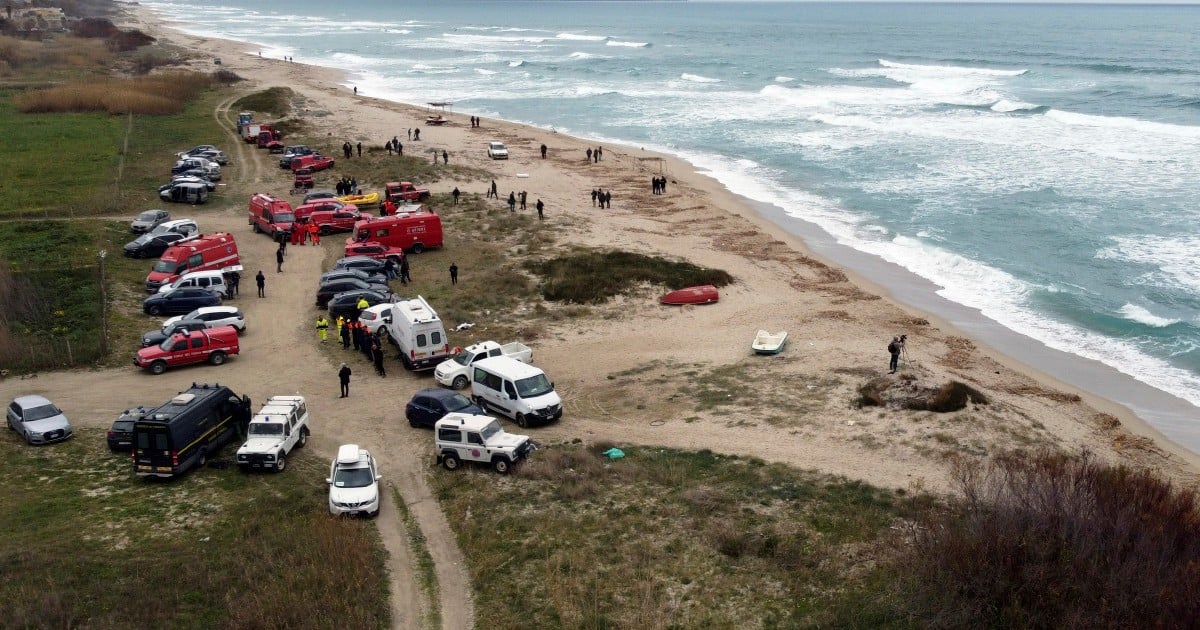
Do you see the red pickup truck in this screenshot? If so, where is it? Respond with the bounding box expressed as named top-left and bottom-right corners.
top-left (385, 181), bottom-right (431, 203)
top-left (134, 326), bottom-right (240, 375)
top-left (291, 154), bottom-right (335, 172)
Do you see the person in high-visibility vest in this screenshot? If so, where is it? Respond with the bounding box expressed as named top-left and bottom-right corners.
top-left (355, 296), bottom-right (369, 321)
top-left (316, 316), bottom-right (329, 343)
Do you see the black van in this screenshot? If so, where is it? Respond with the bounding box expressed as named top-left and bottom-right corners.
top-left (133, 383), bottom-right (251, 478)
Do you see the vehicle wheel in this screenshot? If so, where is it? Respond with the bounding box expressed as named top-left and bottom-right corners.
top-left (319, 226), bottom-right (330, 235)
top-left (197, 450), bottom-right (207, 468)
top-left (252, 222), bottom-right (260, 233)
top-left (515, 413), bottom-right (529, 429)
top-left (442, 453), bottom-right (461, 471)
top-left (410, 243), bottom-right (425, 254)
top-left (149, 360), bottom-right (168, 375)
top-left (275, 454), bottom-right (286, 473)
top-left (452, 375), bottom-right (468, 390)
top-left (297, 427), bottom-right (309, 448)
top-left (493, 457), bottom-right (511, 474)
top-left (473, 396), bottom-right (487, 411)
top-left (408, 417), bottom-right (421, 428)
top-left (148, 305), bottom-right (163, 316)
top-left (209, 351), bottom-right (226, 366)
top-left (24, 430), bottom-right (33, 445)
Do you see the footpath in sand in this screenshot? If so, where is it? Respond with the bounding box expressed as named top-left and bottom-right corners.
top-left (6, 8), bottom-right (1200, 629)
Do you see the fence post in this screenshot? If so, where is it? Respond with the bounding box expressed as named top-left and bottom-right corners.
top-left (66, 337), bottom-right (73, 366)
top-left (98, 251), bottom-right (109, 357)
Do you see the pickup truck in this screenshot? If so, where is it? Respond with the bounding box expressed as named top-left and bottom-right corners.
top-left (134, 326), bottom-right (240, 375)
top-left (236, 396), bottom-right (310, 472)
top-left (385, 181), bottom-right (431, 203)
top-left (434, 340), bottom-right (533, 389)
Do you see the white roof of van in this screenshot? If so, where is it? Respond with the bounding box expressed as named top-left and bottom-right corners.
top-left (474, 355), bottom-right (544, 379)
top-left (394, 296), bottom-right (439, 324)
top-left (264, 395), bottom-right (305, 406)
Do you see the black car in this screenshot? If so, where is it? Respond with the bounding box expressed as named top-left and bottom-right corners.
top-left (319, 268), bottom-right (388, 286)
top-left (327, 289), bottom-right (393, 320)
top-left (142, 287), bottom-right (222, 316)
top-left (405, 388), bottom-right (485, 428)
top-left (316, 278), bottom-right (391, 308)
top-left (279, 145), bottom-right (315, 168)
top-left (303, 189), bottom-right (338, 204)
top-left (333, 256), bottom-right (388, 275)
top-left (140, 318), bottom-right (209, 347)
top-left (124, 231), bottom-right (188, 258)
top-left (107, 407), bottom-right (148, 451)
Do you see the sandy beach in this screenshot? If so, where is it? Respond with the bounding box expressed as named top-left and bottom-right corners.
top-left (113, 5), bottom-right (1200, 487)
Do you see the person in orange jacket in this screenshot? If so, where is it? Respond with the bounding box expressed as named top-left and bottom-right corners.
top-left (309, 221), bottom-right (320, 245)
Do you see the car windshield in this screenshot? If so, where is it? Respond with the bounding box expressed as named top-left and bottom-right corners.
top-left (274, 212), bottom-right (296, 223)
top-left (136, 211), bottom-right (158, 221)
top-left (444, 394), bottom-right (475, 412)
top-left (480, 421), bottom-right (502, 441)
top-left (23, 404), bottom-right (62, 421)
top-left (333, 465), bottom-right (374, 488)
top-left (249, 423), bottom-right (284, 436)
top-left (152, 260), bottom-right (176, 273)
top-left (451, 350), bottom-right (473, 366)
top-left (132, 234), bottom-right (153, 245)
top-left (515, 374), bottom-right (554, 398)
top-left (158, 337), bottom-right (179, 351)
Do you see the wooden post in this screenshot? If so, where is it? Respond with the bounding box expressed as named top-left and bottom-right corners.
top-left (98, 250), bottom-right (109, 357)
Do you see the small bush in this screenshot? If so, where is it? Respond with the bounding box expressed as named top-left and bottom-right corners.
top-left (855, 379), bottom-right (887, 408)
top-left (211, 69), bottom-right (243, 84)
top-left (233, 87), bottom-right (293, 117)
top-left (527, 249), bottom-right (734, 304)
top-left (906, 380), bottom-right (988, 412)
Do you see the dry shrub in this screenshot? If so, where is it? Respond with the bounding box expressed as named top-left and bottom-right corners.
top-left (855, 378), bottom-right (888, 408)
top-left (1094, 413), bottom-right (1122, 431)
top-left (1001, 383), bottom-right (1082, 403)
top-left (212, 68), bottom-right (243, 84)
top-left (0, 35), bottom-right (40, 66)
top-left (923, 380), bottom-right (988, 412)
top-left (898, 451), bottom-right (1200, 627)
top-left (16, 71), bottom-right (212, 114)
top-left (680, 486), bottom-right (729, 513)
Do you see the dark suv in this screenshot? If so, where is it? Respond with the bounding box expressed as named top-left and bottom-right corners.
top-left (405, 388), bottom-right (484, 428)
top-left (107, 406), bottom-right (148, 451)
top-left (278, 145), bottom-right (315, 168)
top-left (316, 278), bottom-right (390, 308)
top-left (124, 231), bottom-right (189, 259)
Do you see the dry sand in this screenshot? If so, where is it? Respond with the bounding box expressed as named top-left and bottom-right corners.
top-left (2, 7), bottom-right (1198, 629)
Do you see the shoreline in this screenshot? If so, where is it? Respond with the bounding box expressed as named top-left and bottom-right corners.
top-left (122, 4), bottom-right (1200, 480)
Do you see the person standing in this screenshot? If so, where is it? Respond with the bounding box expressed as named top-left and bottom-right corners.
top-left (586, 148), bottom-right (593, 162)
top-left (276, 246), bottom-right (284, 273)
top-left (452, 187), bottom-right (460, 205)
top-left (255, 270), bottom-right (266, 297)
top-left (591, 189), bottom-right (598, 207)
top-left (888, 336), bottom-right (903, 374)
top-left (384, 257), bottom-right (397, 281)
top-left (449, 262), bottom-right (458, 285)
top-left (442, 150), bottom-right (448, 164)
top-left (372, 339), bottom-right (386, 377)
top-left (351, 321), bottom-right (362, 351)
top-left (356, 142), bottom-right (362, 157)
top-left (519, 191), bottom-right (527, 210)
top-left (507, 191), bottom-right (516, 212)
top-left (605, 190), bottom-right (612, 208)
top-left (400, 257), bottom-right (411, 285)
top-left (355, 296), bottom-right (369, 321)
top-left (316, 315), bottom-right (329, 343)
top-left (309, 221), bottom-right (320, 245)
top-left (340, 319), bottom-right (351, 349)
top-left (536, 199), bottom-right (544, 220)
top-left (338, 363), bottom-right (352, 397)
top-left (229, 270), bottom-right (240, 297)
top-left (397, 141), bottom-right (403, 156)
top-left (414, 128), bottom-right (421, 141)
top-left (540, 144), bottom-right (547, 159)
top-left (597, 146), bottom-right (603, 161)
top-left (490, 180), bottom-right (498, 199)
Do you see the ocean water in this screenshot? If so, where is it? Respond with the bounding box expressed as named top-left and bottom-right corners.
top-left (142, 1), bottom-right (1200, 432)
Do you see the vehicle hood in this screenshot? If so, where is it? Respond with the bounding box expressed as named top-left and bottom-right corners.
top-left (433, 361), bottom-right (457, 378)
top-left (141, 330), bottom-right (169, 347)
top-left (525, 390), bottom-right (562, 410)
top-left (239, 437), bottom-right (283, 454)
top-left (329, 484), bottom-right (378, 504)
top-left (25, 415), bottom-right (71, 432)
top-left (485, 432), bottom-right (530, 450)
top-left (136, 346), bottom-right (165, 362)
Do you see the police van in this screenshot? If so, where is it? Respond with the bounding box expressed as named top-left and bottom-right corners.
top-left (132, 383), bottom-right (252, 478)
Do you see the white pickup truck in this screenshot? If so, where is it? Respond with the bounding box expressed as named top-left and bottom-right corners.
top-left (236, 395), bottom-right (310, 473)
top-left (434, 340), bottom-right (532, 389)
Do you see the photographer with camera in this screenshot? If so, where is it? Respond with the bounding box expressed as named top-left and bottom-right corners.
top-left (888, 334), bottom-right (907, 374)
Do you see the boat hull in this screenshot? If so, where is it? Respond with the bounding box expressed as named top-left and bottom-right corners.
top-left (661, 285), bottom-right (719, 305)
top-left (752, 330), bottom-right (788, 355)
top-left (338, 192), bottom-right (380, 207)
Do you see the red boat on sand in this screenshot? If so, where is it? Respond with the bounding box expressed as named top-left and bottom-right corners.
top-left (661, 285), bottom-right (719, 306)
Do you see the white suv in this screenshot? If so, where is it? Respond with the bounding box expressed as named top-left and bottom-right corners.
top-left (435, 413), bottom-right (535, 474)
top-left (164, 306), bottom-right (245, 332)
top-left (487, 142), bottom-right (508, 160)
top-left (326, 444), bottom-right (381, 517)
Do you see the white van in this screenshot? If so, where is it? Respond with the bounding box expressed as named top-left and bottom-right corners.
top-left (380, 296), bottom-right (451, 371)
top-left (156, 269), bottom-right (229, 295)
top-left (470, 356), bottom-right (562, 428)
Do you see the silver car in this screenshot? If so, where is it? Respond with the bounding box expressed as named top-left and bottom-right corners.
top-left (131, 209), bottom-right (170, 233)
top-left (7, 395), bottom-right (73, 445)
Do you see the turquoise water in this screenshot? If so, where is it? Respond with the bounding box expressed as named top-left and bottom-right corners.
top-left (144, 1), bottom-right (1200, 424)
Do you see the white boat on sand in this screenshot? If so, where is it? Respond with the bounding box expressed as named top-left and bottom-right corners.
top-left (752, 330), bottom-right (787, 355)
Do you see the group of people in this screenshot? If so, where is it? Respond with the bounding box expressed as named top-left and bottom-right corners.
top-left (335, 177), bottom-right (358, 196)
top-left (651, 176), bottom-right (669, 195)
top-left (331, 315), bottom-right (390, 392)
top-left (591, 189), bottom-right (613, 208)
top-left (341, 141), bottom-right (361, 159)
top-left (222, 270), bottom-right (241, 299)
top-left (469, 116), bottom-right (481, 128)
top-left (586, 146), bottom-right (604, 163)
top-left (385, 136), bottom-right (404, 155)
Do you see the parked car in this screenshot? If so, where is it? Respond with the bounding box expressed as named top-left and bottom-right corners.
top-left (107, 406), bottom-right (148, 451)
top-left (332, 256), bottom-right (389, 274)
top-left (316, 278), bottom-right (391, 308)
top-left (327, 444), bottom-right (381, 517)
top-left (7, 395), bottom-right (73, 445)
top-left (171, 157), bottom-right (221, 180)
top-left (163, 305), bottom-right (246, 332)
top-left (435, 413), bottom-right (535, 474)
top-left (130, 209), bottom-right (170, 233)
top-left (358, 303), bottom-right (393, 336)
top-left (156, 269), bottom-right (229, 296)
top-left (193, 149), bottom-right (229, 165)
top-left (150, 218), bottom-right (199, 237)
top-left (487, 141), bottom-right (509, 159)
top-left (124, 231), bottom-right (188, 259)
top-left (159, 181), bottom-right (209, 204)
top-left (303, 189), bottom-right (338, 204)
top-left (278, 145), bottom-right (315, 168)
top-left (405, 388), bottom-right (484, 428)
top-left (177, 145), bottom-right (220, 159)
top-left (141, 318), bottom-right (209, 347)
top-left (170, 173), bottom-right (217, 191)
top-left (236, 396), bottom-right (310, 473)
top-left (434, 340), bottom-right (533, 390)
top-left (343, 241), bottom-right (405, 263)
top-left (142, 286), bottom-right (222, 316)
top-left (319, 268), bottom-right (387, 286)
top-left (327, 289), bottom-right (394, 320)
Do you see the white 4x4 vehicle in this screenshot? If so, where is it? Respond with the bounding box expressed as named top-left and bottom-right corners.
top-left (435, 413), bottom-right (536, 474)
top-left (236, 396), bottom-right (310, 472)
top-left (327, 444), bottom-right (381, 517)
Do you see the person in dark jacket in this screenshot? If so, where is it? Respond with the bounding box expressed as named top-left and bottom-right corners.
top-left (338, 363), bottom-right (352, 397)
top-left (340, 319), bottom-right (351, 349)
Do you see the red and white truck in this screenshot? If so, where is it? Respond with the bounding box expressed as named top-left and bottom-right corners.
top-left (134, 326), bottom-right (240, 375)
top-left (385, 181), bottom-right (431, 203)
top-left (348, 212), bottom-right (443, 254)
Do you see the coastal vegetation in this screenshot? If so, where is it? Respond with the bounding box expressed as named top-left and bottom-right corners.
top-left (527, 250), bottom-right (734, 304)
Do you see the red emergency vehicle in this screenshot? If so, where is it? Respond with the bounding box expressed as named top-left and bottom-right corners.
top-left (248, 193), bottom-right (296, 238)
top-left (145, 233), bottom-right (240, 292)
top-left (134, 326), bottom-right (240, 375)
top-left (348, 212), bottom-right (443, 254)
top-left (385, 181), bottom-right (431, 203)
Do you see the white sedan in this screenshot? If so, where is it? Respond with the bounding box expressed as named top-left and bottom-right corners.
top-left (487, 142), bottom-right (508, 160)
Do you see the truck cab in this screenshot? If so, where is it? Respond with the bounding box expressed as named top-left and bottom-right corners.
top-left (236, 396), bottom-right (310, 472)
top-left (435, 340), bottom-right (533, 389)
top-left (385, 181), bottom-right (431, 203)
